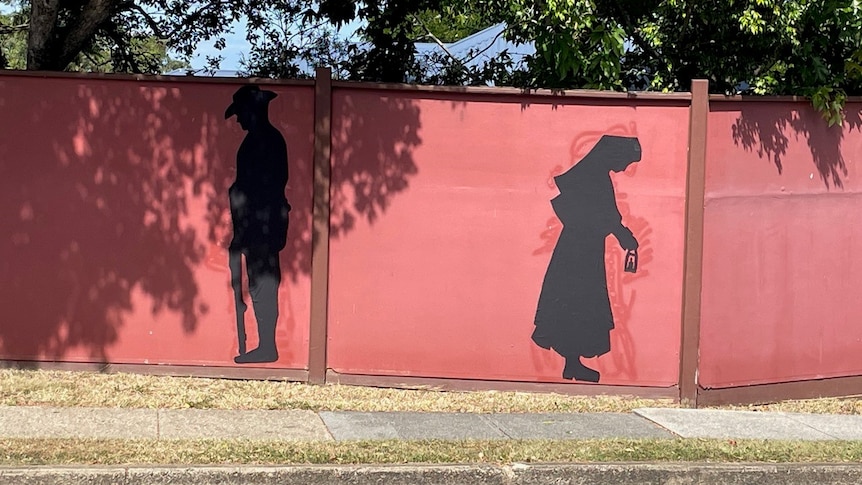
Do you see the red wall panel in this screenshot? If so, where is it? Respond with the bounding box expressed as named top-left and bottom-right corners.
top-left (0, 75), bottom-right (314, 369)
top-left (327, 89), bottom-right (690, 386)
top-left (700, 101), bottom-right (862, 387)
top-left (8, 73), bottom-right (862, 392)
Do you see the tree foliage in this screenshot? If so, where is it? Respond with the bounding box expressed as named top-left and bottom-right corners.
top-left (0, 0), bottom-right (240, 73)
top-left (0, 5), bottom-right (27, 69)
top-left (2, 0), bottom-right (861, 120)
top-left (410, 0), bottom-right (499, 43)
top-left (239, 0), bottom-right (515, 84)
top-left (494, 0), bottom-right (862, 123)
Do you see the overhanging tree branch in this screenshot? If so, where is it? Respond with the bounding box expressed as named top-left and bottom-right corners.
top-left (122, 2), bottom-right (166, 39)
top-left (462, 28), bottom-right (505, 64)
top-left (604, 2), bottom-right (663, 67)
top-left (0, 24), bottom-right (29, 35)
top-left (57, 0), bottom-right (116, 68)
top-left (411, 13), bottom-right (461, 65)
top-left (103, 25), bottom-right (142, 73)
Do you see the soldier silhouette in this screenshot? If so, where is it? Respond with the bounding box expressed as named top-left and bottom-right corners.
top-left (224, 85), bottom-right (290, 364)
top-left (532, 135), bottom-right (641, 382)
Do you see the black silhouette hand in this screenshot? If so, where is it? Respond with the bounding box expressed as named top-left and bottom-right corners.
top-left (616, 227), bottom-right (639, 250)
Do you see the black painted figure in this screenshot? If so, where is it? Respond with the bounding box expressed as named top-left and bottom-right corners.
top-left (225, 85), bottom-right (290, 364)
top-left (532, 135), bottom-right (641, 382)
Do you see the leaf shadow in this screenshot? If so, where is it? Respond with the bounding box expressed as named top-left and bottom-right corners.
top-left (728, 102), bottom-right (862, 188)
top-left (0, 76), bottom-right (423, 364)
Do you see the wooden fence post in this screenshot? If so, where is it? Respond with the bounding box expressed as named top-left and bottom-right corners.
top-left (679, 79), bottom-right (709, 407)
top-left (308, 67), bottom-right (333, 384)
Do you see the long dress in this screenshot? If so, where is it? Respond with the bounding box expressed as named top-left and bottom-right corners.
top-left (532, 148), bottom-right (625, 359)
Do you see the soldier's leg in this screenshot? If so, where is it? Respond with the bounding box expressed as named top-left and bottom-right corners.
top-left (234, 248), bottom-right (281, 364)
top-left (229, 249), bottom-right (248, 356)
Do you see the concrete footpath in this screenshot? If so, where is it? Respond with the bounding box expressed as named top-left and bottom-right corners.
top-left (2, 405), bottom-right (862, 441)
top-left (3, 405), bottom-right (862, 484)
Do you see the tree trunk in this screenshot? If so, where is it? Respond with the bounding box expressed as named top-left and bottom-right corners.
top-left (26, 0), bottom-right (60, 70)
top-left (56, 0), bottom-right (115, 69)
top-left (26, 0), bottom-right (114, 71)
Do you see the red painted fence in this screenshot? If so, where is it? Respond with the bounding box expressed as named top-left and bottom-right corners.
top-left (327, 90), bottom-right (689, 388)
top-left (1, 70), bottom-right (860, 405)
top-left (699, 100), bottom-right (862, 395)
top-left (0, 75), bottom-right (315, 376)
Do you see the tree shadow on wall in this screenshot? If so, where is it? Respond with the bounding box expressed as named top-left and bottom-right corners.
top-left (329, 93), bottom-right (421, 238)
top-left (0, 79), bottom-right (421, 363)
top-left (0, 82), bottom-right (236, 362)
top-left (729, 103), bottom-right (862, 188)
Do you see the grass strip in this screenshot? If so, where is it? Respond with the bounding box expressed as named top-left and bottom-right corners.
top-left (2, 369), bottom-right (861, 414)
top-left (0, 370), bottom-right (673, 413)
top-left (3, 438), bottom-right (862, 466)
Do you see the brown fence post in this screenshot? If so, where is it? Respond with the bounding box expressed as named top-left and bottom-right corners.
top-left (308, 67), bottom-right (333, 384)
top-left (679, 79), bottom-right (709, 407)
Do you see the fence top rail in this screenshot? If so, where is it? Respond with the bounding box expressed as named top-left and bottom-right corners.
top-left (332, 79), bottom-right (694, 102)
top-left (710, 93), bottom-right (862, 103)
top-left (1, 69), bottom-right (706, 102)
top-left (0, 69), bottom-right (316, 87)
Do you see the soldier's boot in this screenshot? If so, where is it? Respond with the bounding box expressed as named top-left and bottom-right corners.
top-left (234, 320), bottom-right (278, 364)
top-left (234, 263), bottom-right (279, 364)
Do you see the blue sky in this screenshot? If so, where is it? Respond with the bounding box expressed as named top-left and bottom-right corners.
top-left (188, 18), bottom-right (364, 72)
top-left (188, 19), bottom-right (252, 71)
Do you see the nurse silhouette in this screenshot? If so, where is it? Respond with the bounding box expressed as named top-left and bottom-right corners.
top-left (532, 135), bottom-right (641, 382)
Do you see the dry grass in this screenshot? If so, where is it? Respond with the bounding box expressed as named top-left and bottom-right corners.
top-left (0, 369), bottom-right (674, 413)
top-left (2, 369), bottom-right (861, 414)
top-left (4, 369), bottom-right (862, 467)
top-left (730, 398), bottom-right (862, 415)
top-left (2, 438), bottom-right (862, 466)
